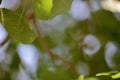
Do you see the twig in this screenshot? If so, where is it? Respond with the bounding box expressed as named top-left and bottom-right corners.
top-left (53, 54), bottom-right (79, 77)
top-left (0, 35), bottom-right (10, 46)
top-left (33, 18), bottom-right (55, 60)
top-left (26, 13), bottom-right (80, 77)
top-left (86, 0), bottom-right (93, 12)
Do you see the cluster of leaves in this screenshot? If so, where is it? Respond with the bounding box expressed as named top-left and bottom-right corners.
top-left (0, 0), bottom-right (73, 44)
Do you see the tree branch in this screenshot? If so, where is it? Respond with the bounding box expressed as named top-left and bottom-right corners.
top-left (26, 13), bottom-right (80, 77)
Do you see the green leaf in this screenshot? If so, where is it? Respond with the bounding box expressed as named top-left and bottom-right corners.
top-left (0, 8), bottom-right (36, 44)
top-left (33, 0), bottom-right (73, 20)
top-left (37, 64), bottom-right (74, 80)
top-left (96, 72), bottom-right (112, 76)
top-left (96, 71), bottom-right (120, 79)
top-left (96, 71), bottom-right (118, 77)
top-left (10, 52), bottom-right (21, 70)
top-left (78, 76), bottom-right (99, 80)
top-left (85, 77), bottom-right (99, 80)
top-left (111, 72), bottom-right (120, 79)
top-left (91, 9), bottom-right (120, 44)
top-left (33, 0), bottom-right (53, 20)
top-left (78, 75), bottom-right (84, 80)
top-left (50, 0), bottom-right (73, 18)
top-left (96, 76), bottom-right (112, 80)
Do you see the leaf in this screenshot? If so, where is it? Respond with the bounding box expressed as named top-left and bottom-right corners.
top-left (91, 9), bottom-right (120, 44)
top-left (85, 77), bottom-right (99, 80)
top-left (96, 76), bottom-right (112, 80)
top-left (111, 72), bottom-right (120, 79)
top-left (96, 71), bottom-right (120, 79)
top-left (78, 76), bottom-right (98, 80)
top-left (37, 64), bottom-right (74, 80)
top-left (96, 72), bottom-right (114, 76)
top-left (33, 0), bottom-right (53, 20)
top-left (33, 0), bottom-right (73, 20)
top-left (78, 75), bottom-right (84, 80)
top-left (0, 0), bottom-right (2, 4)
top-left (10, 52), bottom-right (21, 70)
top-left (0, 8), bottom-right (36, 44)
top-left (50, 0), bottom-right (73, 18)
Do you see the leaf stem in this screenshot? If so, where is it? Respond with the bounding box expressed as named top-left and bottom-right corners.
top-left (0, 35), bottom-right (10, 46)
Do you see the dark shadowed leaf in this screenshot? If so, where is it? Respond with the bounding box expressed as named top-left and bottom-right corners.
top-left (91, 9), bottom-right (120, 44)
top-left (0, 0), bottom-right (2, 4)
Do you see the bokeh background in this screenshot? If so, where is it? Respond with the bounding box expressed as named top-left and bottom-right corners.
top-left (0, 0), bottom-right (120, 80)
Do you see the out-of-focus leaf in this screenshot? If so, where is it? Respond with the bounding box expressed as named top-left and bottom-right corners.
top-left (6, 40), bottom-right (21, 70)
top-left (78, 75), bottom-right (84, 80)
top-left (111, 72), bottom-right (120, 79)
top-left (113, 50), bottom-right (120, 70)
top-left (33, 38), bottom-right (44, 52)
top-left (50, 0), bottom-right (73, 18)
top-left (37, 63), bottom-right (75, 80)
top-left (0, 0), bottom-right (2, 4)
top-left (96, 71), bottom-right (118, 77)
top-left (63, 28), bottom-right (74, 45)
top-left (96, 75), bottom-right (112, 80)
top-left (69, 44), bottom-right (84, 64)
top-left (92, 9), bottom-right (120, 44)
top-left (89, 47), bottom-right (110, 75)
top-left (0, 8), bottom-right (36, 44)
top-left (92, 9), bottom-right (119, 31)
top-left (96, 72), bottom-right (112, 76)
top-left (10, 52), bottom-right (21, 70)
top-left (33, 0), bottom-right (73, 20)
top-left (96, 71), bottom-right (120, 80)
top-left (78, 76), bottom-right (98, 80)
top-left (85, 77), bottom-right (99, 80)
top-left (3, 72), bottom-right (11, 80)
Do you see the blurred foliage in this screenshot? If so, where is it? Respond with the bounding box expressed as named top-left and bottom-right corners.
top-left (37, 63), bottom-right (75, 80)
top-left (91, 9), bottom-right (120, 44)
top-left (1, 0), bottom-right (120, 80)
